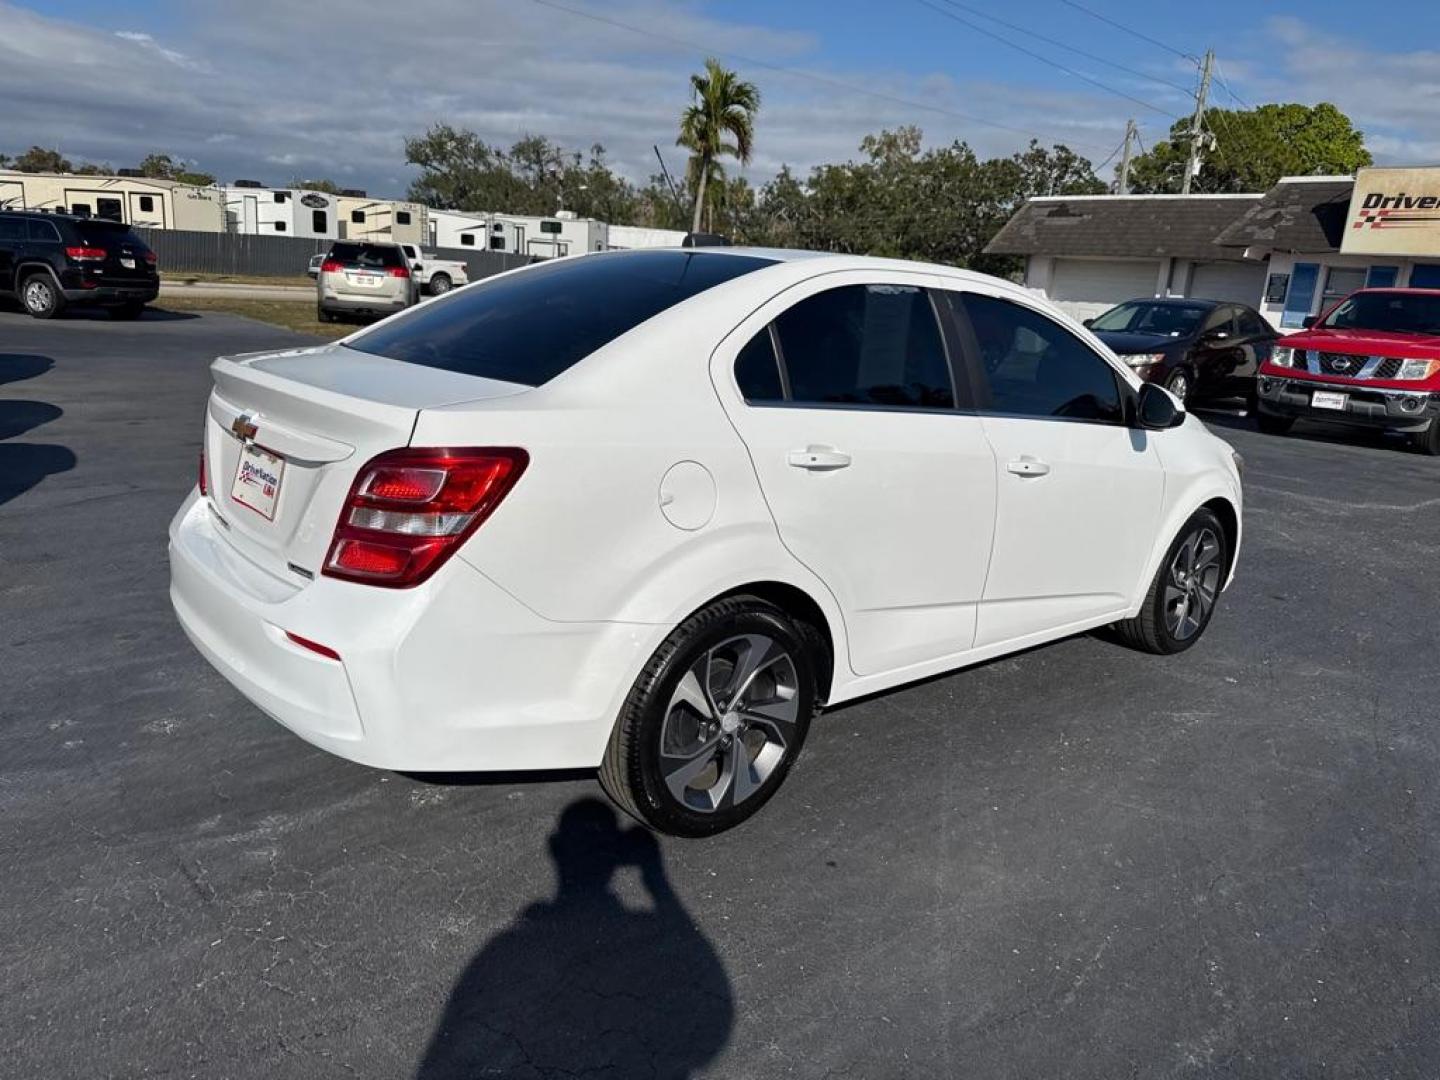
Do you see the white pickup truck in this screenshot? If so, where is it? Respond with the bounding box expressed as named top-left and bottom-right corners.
top-left (398, 244), bottom-right (468, 296)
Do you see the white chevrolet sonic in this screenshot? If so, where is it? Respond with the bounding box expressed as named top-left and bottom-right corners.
top-left (170, 249), bottom-right (1243, 836)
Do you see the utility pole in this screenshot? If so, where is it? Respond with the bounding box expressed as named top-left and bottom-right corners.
top-left (1116, 119), bottom-right (1136, 195)
top-left (1180, 49), bottom-right (1214, 195)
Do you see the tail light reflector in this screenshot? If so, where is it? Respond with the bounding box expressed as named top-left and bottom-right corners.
top-left (386, 265), bottom-right (410, 278)
top-left (320, 259), bottom-right (343, 273)
top-left (323, 448), bottom-right (528, 588)
top-left (66, 246), bottom-right (107, 261)
top-left (144, 251), bottom-right (158, 264)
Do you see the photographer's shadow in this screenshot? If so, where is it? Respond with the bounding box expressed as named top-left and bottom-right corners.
top-left (416, 798), bottom-right (733, 1080)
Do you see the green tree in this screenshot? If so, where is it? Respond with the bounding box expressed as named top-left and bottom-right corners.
top-left (13, 146), bottom-right (72, 173)
top-left (1128, 102), bottom-right (1372, 194)
top-left (677, 58), bottom-right (760, 234)
top-left (292, 177), bottom-right (343, 194)
top-left (137, 152), bottom-right (215, 186)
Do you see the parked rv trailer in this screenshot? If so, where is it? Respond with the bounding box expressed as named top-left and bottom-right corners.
top-left (428, 208), bottom-right (490, 249)
top-left (0, 171), bottom-right (225, 231)
top-left (606, 224), bottom-right (688, 250)
top-left (222, 185), bottom-right (339, 239)
top-left (336, 196), bottom-right (427, 244)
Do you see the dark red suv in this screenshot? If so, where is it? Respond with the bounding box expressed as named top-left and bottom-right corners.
top-left (1256, 288), bottom-right (1440, 454)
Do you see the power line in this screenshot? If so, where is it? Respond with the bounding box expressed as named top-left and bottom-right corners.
top-left (913, 0), bottom-right (1182, 120)
top-left (525, 0), bottom-right (1117, 154)
top-left (1058, 0), bottom-right (1199, 65)
top-left (1212, 59), bottom-right (1252, 110)
top-left (931, 0), bottom-right (1195, 97)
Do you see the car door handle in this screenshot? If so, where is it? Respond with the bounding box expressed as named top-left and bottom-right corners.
top-left (787, 446), bottom-right (852, 471)
top-left (1006, 456), bottom-right (1051, 478)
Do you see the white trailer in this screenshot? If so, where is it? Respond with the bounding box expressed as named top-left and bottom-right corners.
top-left (607, 224), bottom-right (688, 250)
top-left (337, 196), bottom-right (427, 245)
top-left (222, 184), bottom-right (339, 239)
top-left (428, 208), bottom-right (490, 250)
top-left (0, 171), bottom-right (225, 231)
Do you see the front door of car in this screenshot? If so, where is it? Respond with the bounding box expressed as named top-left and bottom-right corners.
top-left (942, 288), bottom-right (1165, 648)
top-left (712, 273), bottom-right (998, 677)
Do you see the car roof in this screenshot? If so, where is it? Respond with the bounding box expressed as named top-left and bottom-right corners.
top-left (676, 245), bottom-right (1034, 290)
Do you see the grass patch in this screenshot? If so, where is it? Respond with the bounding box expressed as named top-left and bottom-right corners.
top-left (157, 297), bottom-right (351, 339)
top-left (162, 271), bottom-right (315, 288)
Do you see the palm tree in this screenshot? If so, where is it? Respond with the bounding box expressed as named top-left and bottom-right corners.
top-left (677, 59), bottom-right (760, 235)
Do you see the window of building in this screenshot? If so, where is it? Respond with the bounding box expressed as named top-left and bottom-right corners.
top-left (396, 210), bottom-right (412, 225)
top-left (312, 210), bottom-right (327, 232)
top-left (734, 327), bottom-right (784, 403)
top-left (1320, 266), bottom-right (1367, 315)
top-left (771, 284), bottom-right (954, 409)
top-left (955, 292), bottom-right (1123, 424)
top-left (96, 198), bottom-right (123, 222)
top-left (461, 234), bottom-right (476, 247)
top-left (351, 210), bottom-right (366, 223)
top-left (138, 195), bottom-right (155, 213)
top-left (274, 221), bottom-right (287, 232)
top-left (71, 203), bottom-right (92, 217)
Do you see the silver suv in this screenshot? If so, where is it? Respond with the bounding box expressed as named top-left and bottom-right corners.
top-left (317, 241), bottom-right (416, 322)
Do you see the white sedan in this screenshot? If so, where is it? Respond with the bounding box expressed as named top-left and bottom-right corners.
top-left (169, 249), bottom-right (1243, 836)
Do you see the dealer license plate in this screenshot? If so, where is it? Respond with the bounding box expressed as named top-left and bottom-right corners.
top-left (230, 443), bottom-right (285, 520)
top-left (1312, 391), bottom-right (1348, 411)
top-left (349, 272), bottom-right (382, 287)
top-left (120, 257), bottom-right (135, 269)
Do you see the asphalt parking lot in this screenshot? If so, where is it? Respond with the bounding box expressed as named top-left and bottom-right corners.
top-left (3, 305), bottom-right (1439, 1079)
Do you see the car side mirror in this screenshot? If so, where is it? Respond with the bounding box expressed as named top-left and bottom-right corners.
top-left (1301, 315), bottom-right (1317, 329)
top-left (1137, 382), bottom-right (1185, 430)
top-left (1082, 317), bottom-right (1095, 328)
top-left (412, 263), bottom-right (423, 271)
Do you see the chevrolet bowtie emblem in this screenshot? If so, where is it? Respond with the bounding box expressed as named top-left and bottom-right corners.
top-left (230, 413), bottom-right (258, 442)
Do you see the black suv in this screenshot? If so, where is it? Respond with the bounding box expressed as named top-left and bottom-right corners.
top-left (0, 211), bottom-right (159, 319)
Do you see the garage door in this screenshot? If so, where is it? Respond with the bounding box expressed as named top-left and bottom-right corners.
top-left (1189, 261), bottom-right (1267, 306)
top-left (1047, 258), bottom-right (1160, 320)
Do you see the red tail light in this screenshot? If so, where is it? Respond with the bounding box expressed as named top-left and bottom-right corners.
top-left (386, 265), bottom-right (410, 278)
top-left (66, 246), bottom-right (107, 261)
top-left (320, 259), bottom-right (343, 273)
top-left (144, 251), bottom-right (158, 264)
top-left (323, 448), bottom-right (528, 588)
top-left (198, 450), bottom-right (208, 496)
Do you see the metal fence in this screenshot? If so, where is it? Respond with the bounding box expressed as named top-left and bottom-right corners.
top-left (136, 228), bottom-right (535, 282)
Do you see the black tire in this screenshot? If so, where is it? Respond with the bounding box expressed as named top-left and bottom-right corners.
top-left (1111, 508), bottom-right (1228, 656)
top-left (317, 305), bottom-right (336, 324)
top-left (1164, 367), bottom-right (1193, 403)
top-left (110, 302), bottom-right (145, 320)
top-left (1257, 412), bottom-right (1294, 435)
top-left (1412, 419), bottom-right (1440, 456)
top-left (428, 273), bottom-right (452, 296)
top-left (599, 595), bottom-right (818, 837)
top-left (20, 272), bottom-right (63, 319)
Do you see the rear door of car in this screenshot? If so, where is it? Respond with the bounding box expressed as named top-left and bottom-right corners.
top-left (0, 216), bottom-right (23, 290)
top-left (73, 220), bottom-right (155, 284)
top-left (941, 285), bottom-right (1164, 648)
top-left (711, 271), bottom-right (998, 677)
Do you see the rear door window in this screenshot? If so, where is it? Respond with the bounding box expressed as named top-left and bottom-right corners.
top-left (0, 217), bottom-right (24, 243)
top-left (770, 284), bottom-right (955, 409)
top-left (329, 242), bottom-right (404, 269)
top-left (348, 250), bottom-right (775, 387)
top-left (27, 219), bottom-right (61, 243)
top-left (953, 291), bottom-right (1124, 423)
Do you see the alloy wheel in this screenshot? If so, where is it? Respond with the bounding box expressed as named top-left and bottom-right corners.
top-left (1164, 526), bottom-right (1221, 640)
top-left (24, 278), bottom-right (53, 314)
top-left (1166, 371), bottom-right (1189, 402)
top-left (659, 633), bottom-right (800, 813)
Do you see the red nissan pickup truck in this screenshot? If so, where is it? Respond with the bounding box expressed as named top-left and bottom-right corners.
top-left (1256, 288), bottom-right (1440, 454)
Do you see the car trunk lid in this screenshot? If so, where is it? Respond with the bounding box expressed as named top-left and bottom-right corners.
top-left (204, 342), bottom-right (530, 581)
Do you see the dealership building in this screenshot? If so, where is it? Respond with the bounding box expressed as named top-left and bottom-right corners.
top-left (987, 167), bottom-right (1440, 330)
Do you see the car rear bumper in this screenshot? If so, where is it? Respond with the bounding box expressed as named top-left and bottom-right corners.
top-left (1256, 374), bottom-right (1440, 432)
top-left (318, 294), bottom-right (411, 315)
top-left (62, 284), bottom-right (159, 304)
top-left (168, 490), bottom-right (653, 772)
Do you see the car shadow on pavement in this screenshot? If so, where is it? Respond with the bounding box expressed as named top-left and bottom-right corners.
top-left (414, 797), bottom-right (733, 1080)
top-left (0, 354), bottom-right (76, 506)
top-left (1200, 410), bottom-right (1413, 452)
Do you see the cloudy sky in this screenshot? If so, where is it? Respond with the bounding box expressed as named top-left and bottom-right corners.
top-left (4, 0), bottom-right (1439, 198)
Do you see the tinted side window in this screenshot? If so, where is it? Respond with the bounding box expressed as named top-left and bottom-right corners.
top-left (734, 327), bottom-right (783, 403)
top-left (773, 284), bottom-right (953, 409)
top-left (27, 220), bottom-right (61, 243)
top-left (957, 292), bottom-right (1123, 423)
top-left (1201, 306), bottom-right (1234, 334)
top-left (1237, 309), bottom-right (1269, 337)
top-left (0, 218), bottom-right (24, 242)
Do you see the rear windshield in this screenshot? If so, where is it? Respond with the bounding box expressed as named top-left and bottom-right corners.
top-left (329, 242), bottom-right (404, 269)
top-left (346, 250), bottom-right (776, 386)
top-left (1322, 291), bottom-right (1440, 335)
top-left (73, 220), bottom-right (149, 251)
